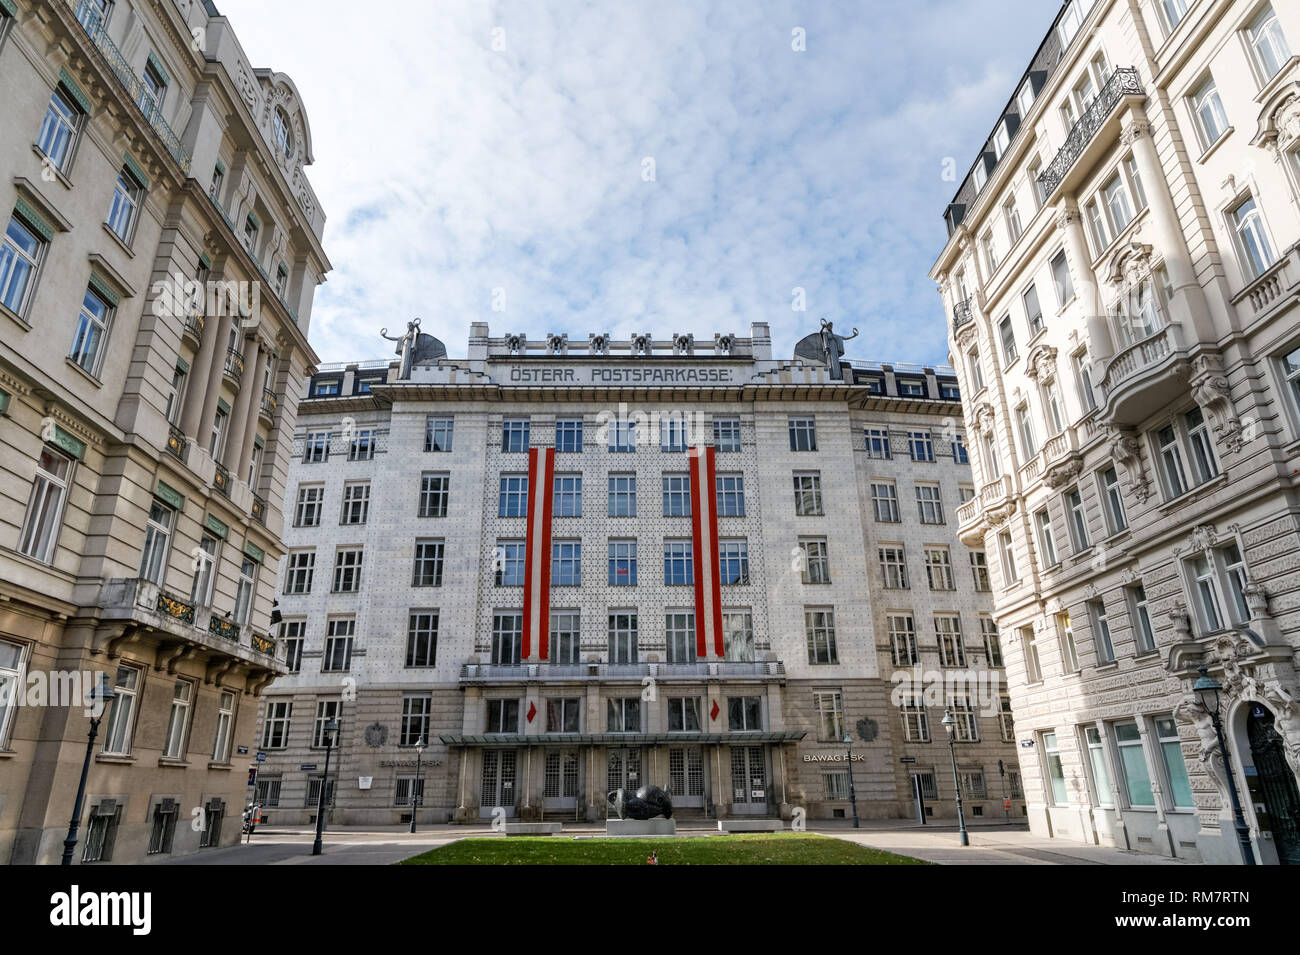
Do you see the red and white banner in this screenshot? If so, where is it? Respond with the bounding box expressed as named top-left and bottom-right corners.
top-left (522, 447), bottom-right (556, 660)
top-left (689, 446), bottom-right (724, 658)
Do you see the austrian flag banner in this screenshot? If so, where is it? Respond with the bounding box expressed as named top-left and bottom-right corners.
top-left (522, 446), bottom-right (556, 659)
top-left (689, 445), bottom-right (724, 658)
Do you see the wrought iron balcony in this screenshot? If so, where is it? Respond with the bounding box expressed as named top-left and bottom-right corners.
top-left (951, 297), bottom-right (974, 332)
top-left (1038, 67), bottom-right (1144, 198)
top-left (66, 1), bottom-right (192, 173)
top-left (213, 462), bottom-right (232, 497)
top-left (259, 390), bottom-right (278, 419)
top-left (251, 631), bottom-right (276, 656)
top-left (165, 424), bottom-right (187, 461)
top-left (223, 348), bottom-right (244, 384)
top-left (183, 312), bottom-right (205, 342)
top-left (208, 615), bottom-right (240, 641)
top-left (251, 493), bottom-right (267, 525)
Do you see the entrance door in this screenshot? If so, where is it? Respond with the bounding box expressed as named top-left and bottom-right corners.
top-left (543, 750), bottom-right (580, 810)
top-left (1247, 708), bottom-right (1300, 865)
top-left (729, 745), bottom-right (769, 815)
top-left (668, 746), bottom-right (705, 808)
top-left (607, 747), bottom-right (642, 802)
top-left (479, 749), bottom-right (517, 818)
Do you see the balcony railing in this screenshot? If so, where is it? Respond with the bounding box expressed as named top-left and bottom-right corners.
top-left (460, 661), bottom-right (786, 681)
top-left (155, 589), bottom-right (196, 626)
top-left (209, 615), bottom-right (240, 641)
top-left (183, 312), bottom-right (205, 341)
top-left (1038, 67), bottom-right (1144, 197)
top-left (251, 631), bottom-right (276, 656)
top-left (251, 493), bottom-right (267, 525)
top-left (951, 297), bottom-right (974, 332)
top-left (213, 462), bottom-right (232, 497)
top-left (1100, 324), bottom-right (1180, 398)
top-left (223, 348), bottom-right (244, 384)
top-left (66, 1), bottom-right (192, 173)
top-left (259, 390), bottom-right (278, 418)
top-left (165, 424), bottom-right (187, 461)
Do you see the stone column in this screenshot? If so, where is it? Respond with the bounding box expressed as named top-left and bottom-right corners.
top-left (180, 300), bottom-right (222, 439)
top-left (235, 335), bottom-right (266, 481)
top-left (223, 331), bottom-right (258, 469)
top-left (193, 309), bottom-right (236, 456)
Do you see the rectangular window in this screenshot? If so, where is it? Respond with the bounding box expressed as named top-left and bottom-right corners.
top-left (1099, 466), bottom-right (1127, 534)
top-left (1157, 423), bottom-right (1189, 498)
top-left (283, 621), bottom-right (304, 673)
top-left (788, 416), bottom-right (817, 451)
top-left (936, 615), bottom-right (967, 667)
top-left (406, 611), bottom-right (438, 667)
top-left (915, 483), bottom-right (944, 523)
top-left (889, 615), bottom-right (918, 666)
top-left (793, 472), bottom-right (823, 515)
top-left (998, 530), bottom-right (1018, 585)
top-left (332, 549), bottom-right (363, 593)
top-left (550, 610), bottom-right (581, 664)
top-left (553, 475), bottom-right (582, 517)
top-left (1022, 626), bottom-right (1043, 683)
top-left (727, 696), bottom-right (762, 731)
top-left (970, 551), bottom-right (991, 592)
top-left (1035, 508), bottom-right (1059, 568)
top-left (418, 473), bottom-right (449, 518)
top-left (348, 429), bottom-right (375, 461)
top-left (1058, 611), bottom-right (1080, 672)
top-left (498, 475), bottom-right (528, 517)
top-left (138, 499), bottom-right (174, 585)
top-left (1065, 487), bottom-right (1090, 551)
top-left (102, 665), bottom-right (141, 755)
top-left (948, 692), bottom-right (977, 741)
top-left (814, 691), bottom-right (845, 741)
top-left (718, 540), bottom-right (749, 585)
top-left (908, 431), bottom-right (935, 463)
top-left (495, 541), bottom-right (526, 586)
top-left (660, 416), bottom-right (689, 452)
top-left (1101, 171), bottom-right (1133, 236)
top-left (492, 613), bottom-right (523, 666)
top-left (667, 696), bottom-right (702, 732)
top-left (189, 535), bottom-right (219, 606)
top-left (208, 691), bottom-right (235, 761)
top-left (551, 541), bottom-right (581, 586)
top-left (722, 611), bottom-right (754, 662)
top-left (285, 550), bottom-right (314, 595)
top-left (608, 540), bottom-right (637, 586)
top-left (413, 539), bottom-right (444, 587)
top-left (1023, 284), bottom-right (1044, 337)
top-left (805, 609), bottom-right (838, 664)
top-left (486, 698), bottom-right (520, 734)
top-left (547, 697), bottom-right (582, 733)
top-left (879, 546), bottom-right (908, 589)
top-left (665, 612), bottom-right (697, 664)
top-left (715, 474), bottom-right (745, 516)
top-left (294, 484), bottom-right (323, 527)
top-left (502, 418), bottom-right (530, 453)
top-left (69, 286), bottom-right (113, 375)
top-left (261, 701), bottom-right (292, 749)
top-left (401, 696), bottom-right (431, 747)
top-left (662, 473), bottom-right (691, 516)
top-left (982, 617), bottom-right (1003, 667)
top-left (999, 315), bottom-right (1018, 365)
top-left (1189, 77), bottom-right (1229, 149)
top-left (18, 445), bottom-right (73, 564)
top-left (901, 693), bottom-right (929, 743)
top-left (871, 482), bottom-right (900, 523)
top-left (608, 474), bottom-right (637, 517)
top-left (1114, 720), bottom-right (1155, 806)
top-left (322, 618), bottom-right (355, 672)
top-left (105, 167), bottom-right (144, 242)
top-left (1085, 726), bottom-right (1113, 806)
top-left (233, 558), bottom-right (257, 625)
top-left (303, 431), bottom-right (329, 463)
top-left (713, 416), bottom-right (741, 451)
top-left (1130, 584), bottom-right (1156, 654)
top-left (1186, 408), bottom-right (1218, 484)
top-left (147, 800), bottom-right (178, 856)
top-left (1090, 599), bottom-right (1115, 663)
top-left (952, 432), bottom-right (969, 464)
top-left (1155, 716), bottom-right (1194, 808)
top-left (36, 87), bottom-right (83, 171)
top-left (864, 427), bottom-right (892, 459)
top-left (555, 418), bottom-right (583, 453)
top-left (663, 540), bottom-right (694, 586)
top-left (0, 216), bottom-right (44, 316)
top-left (311, 699), bottom-right (342, 748)
top-left (1246, 5), bottom-right (1291, 81)
top-left (1004, 196), bottom-right (1023, 242)
top-left (425, 417), bottom-right (454, 452)
top-left (340, 482), bottom-right (370, 525)
top-left (1051, 249), bottom-right (1074, 307)
top-left (162, 679), bottom-right (192, 759)
top-left (1043, 731), bottom-right (1067, 805)
top-left (607, 420), bottom-right (637, 453)
top-left (1016, 404), bottom-right (1037, 458)
top-left (608, 612), bottom-right (639, 664)
top-left (924, 547), bottom-right (955, 590)
top-left (607, 697), bottom-right (642, 733)
top-left (800, 538), bottom-right (830, 584)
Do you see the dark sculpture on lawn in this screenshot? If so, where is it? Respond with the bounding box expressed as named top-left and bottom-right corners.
top-left (608, 785), bottom-right (673, 820)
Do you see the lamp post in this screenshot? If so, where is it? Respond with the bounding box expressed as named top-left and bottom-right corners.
top-left (941, 708), bottom-right (969, 847)
top-left (842, 734), bottom-right (860, 829)
top-left (61, 673), bottom-right (116, 866)
top-left (311, 717), bottom-right (339, 857)
top-left (409, 736), bottom-right (426, 834)
top-left (1193, 665), bottom-right (1256, 866)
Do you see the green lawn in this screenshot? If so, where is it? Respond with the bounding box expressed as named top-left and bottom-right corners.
top-left (400, 833), bottom-right (928, 865)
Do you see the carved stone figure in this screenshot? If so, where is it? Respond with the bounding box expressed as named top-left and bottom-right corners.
top-left (1173, 695), bottom-right (1229, 800)
top-left (631, 333), bottom-right (653, 356)
top-left (608, 785), bottom-right (673, 820)
top-left (793, 319), bottom-right (859, 380)
top-left (673, 333), bottom-right (694, 356)
top-left (546, 333), bottom-right (568, 355)
top-left (504, 333), bottom-right (526, 355)
top-left (381, 319), bottom-right (422, 380)
top-left (589, 333), bottom-right (611, 356)
top-left (715, 333), bottom-right (735, 355)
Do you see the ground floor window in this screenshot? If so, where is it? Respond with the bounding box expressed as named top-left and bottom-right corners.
top-left (255, 777), bottom-right (281, 807)
top-left (82, 800), bottom-right (121, 863)
top-left (394, 775), bottom-right (426, 807)
top-left (668, 747), bottom-right (704, 798)
top-left (306, 775), bottom-right (336, 809)
top-left (1042, 732), bottom-right (1067, 805)
top-left (543, 751), bottom-right (579, 799)
top-left (823, 771), bottom-right (850, 801)
top-left (914, 772), bottom-right (938, 801)
top-left (198, 799), bottom-right (225, 848)
top-left (146, 799), bottom-right (178, 855)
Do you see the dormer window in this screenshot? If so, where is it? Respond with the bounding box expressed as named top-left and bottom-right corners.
top-left (272, 107), bottom-right (293, 160)
top-left (1016, 80), bottom-right (1035, 117)
top-left (992, 122), bottom-right (1010, 161)
top-left (972, 157), bottom-right (988, 192)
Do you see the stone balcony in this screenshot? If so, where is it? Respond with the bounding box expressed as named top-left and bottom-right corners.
top-left (1040, 427), bottom-right (1084, 489)
top-left (1098, 322), bottom-right (1192, 426)
top-left (1231, 243), bottom-right (1299, 326)
top-left (459, 660), bottom-right (786, 684)
top-left (93, 578), bottom-right (285, 675)
top-left (957, 474), bottom-right (1015, 547)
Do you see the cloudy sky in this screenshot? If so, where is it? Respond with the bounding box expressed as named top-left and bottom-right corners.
top-left (217, 0), bottom-right (1054, 367)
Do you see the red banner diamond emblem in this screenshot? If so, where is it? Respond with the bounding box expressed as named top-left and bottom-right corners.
top-left (526, 701), bottom-right (537, 723)
top-left (710, 700), bottom-right (719, 721)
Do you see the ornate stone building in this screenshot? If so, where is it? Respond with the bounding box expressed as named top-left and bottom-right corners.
top-left (0, 0), bottom-right (329, 862)
top-left (252, 323), bottom-right (1018, 826)
top-left (931, 0), bottom-right (1300, 862)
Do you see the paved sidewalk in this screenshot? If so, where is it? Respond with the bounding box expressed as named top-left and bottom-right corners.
top-left (167, 819), bottom-right (1189, 865)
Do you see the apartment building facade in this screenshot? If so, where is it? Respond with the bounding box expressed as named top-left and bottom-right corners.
top-left (932, 0), bottom-right (1300, 863)
top-left (253, 323), bottom-right (1018, 826)
top-left (0, 0), bottom-right (329, 862)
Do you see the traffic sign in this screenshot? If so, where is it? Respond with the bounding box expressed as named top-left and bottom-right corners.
top-left (255, 751), bottom-right (267, 762)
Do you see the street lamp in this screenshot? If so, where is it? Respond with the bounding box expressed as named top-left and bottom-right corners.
top-left (842, 734), bottom-right (860, 829)
top-left (940, 708), bottom-right (969, 847)
top-left (1193, 665), bottom-right (1256, 866)
top-left (409, 736), bottom-right (426, 834)
top-left (61, 672), bottom-right (116, 866)
top-left (311, 717), bottom-right (339, 857)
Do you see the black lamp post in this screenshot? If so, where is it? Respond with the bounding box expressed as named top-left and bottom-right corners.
top-left (409, 736), bottom-right (426, 834)
top-left (941, 708), bottom-right (969, 847)
top-left (61, 673), bottom-right (116, 866)
top-left (842, 734), bottom-right (860, 828)
top-left (1193, 665), bottom-right (1256, 866)
top-left (311, 717), bottom-right (339, 856)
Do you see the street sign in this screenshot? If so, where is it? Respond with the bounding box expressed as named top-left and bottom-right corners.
top-left (237, 745), bottom-right (249, 756)
top-left (300, 763), bottom-right (318, 771)
top-left (1019, 739), bottom-right (1035, 748)
top-left (255, 751), bottom-right (267, 762)
top-left (248, 767), bottom-right (257, 787)
top-left (899, 756), bottom-right (917, 764)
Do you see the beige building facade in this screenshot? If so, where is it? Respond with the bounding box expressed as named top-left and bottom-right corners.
top-left (253, 324), bottom-right (1019, 827)
top-left (932, 0), bottom-right (1300, 863)
top-left (0, 0), bottom-right (328, 863)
